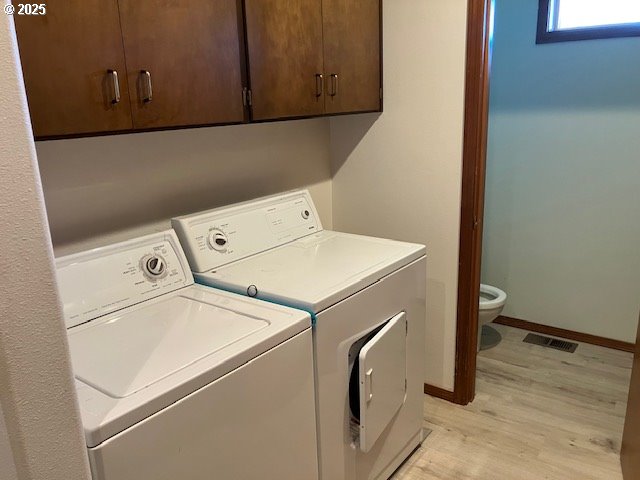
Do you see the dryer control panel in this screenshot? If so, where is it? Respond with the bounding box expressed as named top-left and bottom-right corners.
top-left (172, 190), bottom-right (322, 273)
top-left (56, 230), bottom-right (193, 328)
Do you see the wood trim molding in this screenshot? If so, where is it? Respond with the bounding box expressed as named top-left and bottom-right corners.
top-left (494, 316), bottom-right (635, 353)
top-left (453, 0), bottom-right (492, 406)
top-left (424, 383), bottom-right (456, 403)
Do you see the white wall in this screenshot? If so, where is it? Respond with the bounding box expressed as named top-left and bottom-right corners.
top-left (330, 0), bottom-right (468, 391)
top-left (483, 0), bottom-right (640, 342)
top-left (36, 119), bottom-right (332, 252)
top-left (0, 11), bottom-right (90, 480)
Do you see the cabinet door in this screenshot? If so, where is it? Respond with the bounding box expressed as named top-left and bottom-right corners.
top-left (244, 0), bottom-right (325, 120)
top-left (14, 0), bottom-right (133, 137)
top-left (118, 0), bottom-right (246, 129)
top-left (323, 0), bottom-right (381, 114)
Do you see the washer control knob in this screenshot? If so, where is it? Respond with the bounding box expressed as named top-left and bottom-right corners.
top-left (208, 230), bottom-right (228, 251)
top-left (301, 209), bottom-right (311, 220)
top-left (142, 255), bottom-right (166, 278)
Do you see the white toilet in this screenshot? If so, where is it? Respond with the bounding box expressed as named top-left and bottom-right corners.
top-left (478, 284), bottom-right (507, 351)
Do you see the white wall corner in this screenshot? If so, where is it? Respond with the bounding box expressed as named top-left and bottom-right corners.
top-left (0, 10), bottom-right (91, 480)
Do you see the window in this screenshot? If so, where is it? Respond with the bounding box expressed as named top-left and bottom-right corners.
top-left (537, 0), bottom-right (640, 44)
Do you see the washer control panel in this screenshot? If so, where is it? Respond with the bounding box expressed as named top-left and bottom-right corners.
top-left (173, 190), bottom-right (322, 273)
top-left (56, 231), bottom-right (193, 328)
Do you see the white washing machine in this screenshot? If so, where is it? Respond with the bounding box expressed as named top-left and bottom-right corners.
top-left (55, 230), bottom-right (319, 480)
top-left (172, 190), bottom-right (427, 480)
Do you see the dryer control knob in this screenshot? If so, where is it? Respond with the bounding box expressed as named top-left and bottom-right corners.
top-left (208, 230), bottom-right (228, 252)
top-left (301, 209), bottom-right (310, 220)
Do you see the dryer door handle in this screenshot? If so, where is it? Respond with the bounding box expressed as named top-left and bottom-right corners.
top-left (364, 368), bottom-right (374, 403)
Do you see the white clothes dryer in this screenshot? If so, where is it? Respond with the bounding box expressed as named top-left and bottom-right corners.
top-left (173, 190), bottom-right (427, 480)
top-left (56, 230), bottom-right (318, 480)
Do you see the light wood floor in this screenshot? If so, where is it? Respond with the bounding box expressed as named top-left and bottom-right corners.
top-left (393, 324), bottom-right (633, 480)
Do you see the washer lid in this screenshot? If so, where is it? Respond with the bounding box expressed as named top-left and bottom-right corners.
top-left (68, 295), bottom-right (268, 398)
top-left (199, 231), bottom-right (426, 314)
top-left (69, 285), bottom-right (311, 448)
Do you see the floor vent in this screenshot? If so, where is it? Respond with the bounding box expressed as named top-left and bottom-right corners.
top-left (523, 333), bottom-right (578, 353)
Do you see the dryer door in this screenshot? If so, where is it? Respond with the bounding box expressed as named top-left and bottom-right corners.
top-left (358, 311), bottom-right (407, 452)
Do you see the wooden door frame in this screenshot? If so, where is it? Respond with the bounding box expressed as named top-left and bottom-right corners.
top-left (452, 0), bottom-right (493, 405)
top-left (621, 312), bottom-right (640, 478)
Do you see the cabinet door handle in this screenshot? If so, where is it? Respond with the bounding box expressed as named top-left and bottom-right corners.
top-left (330, 74), bottom-right (338, 97)
top-left (108, 69), bottom-right (120, 104)
top-left (141, 70), bottom-right (153, 103)
top-left (315, 73), bottom-right (323, 98)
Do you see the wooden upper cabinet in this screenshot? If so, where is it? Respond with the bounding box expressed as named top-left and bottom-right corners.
top-left (244, 0), bottom-right (325, 121)
top-left (323, 0), bottom-right (382, 114)
top-left (14, 0), bottom-right (133, 137)
top-left (15, 0), bottom-right (381, 137)
top-left (118, 0), bottom-right (246, 129)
